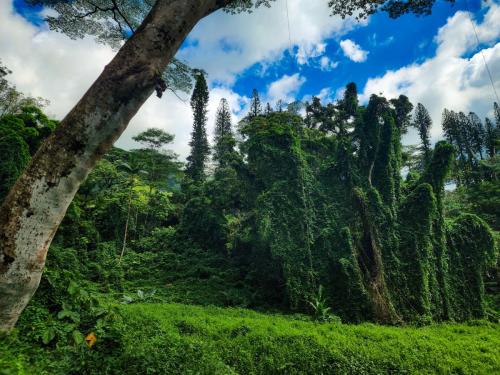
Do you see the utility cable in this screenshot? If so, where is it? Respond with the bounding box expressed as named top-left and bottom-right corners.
top-left (463, 0), bottom-right (499, 104)
top-left (285, 0), bottom-right (293, 55)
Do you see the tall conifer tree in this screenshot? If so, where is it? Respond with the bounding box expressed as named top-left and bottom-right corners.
top-left (186, 73), bottom-right (210, 182)
top-left (265, 102), bottom-right (273, 115)
top-left (249, 89), bottom-right (262, 118)
top-left (413, 103), bottom-right (432, 167)
top-left (213, 98), bottom-right (235, 168)
top-left (468, 112), bottom-right (485, 159)
top-left (484, 118), bottom-right (497, 158)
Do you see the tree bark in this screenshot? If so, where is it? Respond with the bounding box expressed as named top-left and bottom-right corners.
top-left (0, 0), bottom-right (231, 332)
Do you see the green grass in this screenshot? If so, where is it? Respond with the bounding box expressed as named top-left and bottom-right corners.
top-left (106, 303), bottom-right (500, 374)
top-left (2, 303), bottom-right (499, 374)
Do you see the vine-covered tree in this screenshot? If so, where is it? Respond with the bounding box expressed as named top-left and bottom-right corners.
top-left (186, 73), bottom-right (210, 182)
top-left (390, 95), bottom-right (413, 133)
top-left (304, 97), bottom-right (321, 129)
top-left (233, 87), bottom-right (495, 323)
top-left (341, 82), bottom-right (359, 118)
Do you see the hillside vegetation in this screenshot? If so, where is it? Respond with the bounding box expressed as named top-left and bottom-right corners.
top-left (1, 69), bottom-right (499, 373)
top-left (2, 303), bottom-right (500, 374)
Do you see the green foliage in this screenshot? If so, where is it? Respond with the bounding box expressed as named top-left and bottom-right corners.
top-left (0, 104), bottom-right (56, 202)
top-left (1, 79), bottom-right (499, 373)
top-left (446, 214), bottom-right (496, 320)
top-left (0, 62), bottom-right (49, 117)
top-left (248, 88), bottom-right (262, 119)
top-left (308, 285), bottom-right (339, 322)
top-left (397, 183), bottom-right (437, 321)
top-left (412, 103), bottom-right (432, 168)
top-left (220, 90), bottom-right (494, 323)
top-left (441, 104), bottom-right (499, 186)
top-left (133, 127), bottom-right (174, 150)
top-left (121, 289), bottom-right (158, 304)
top-left (16, 246), bottom-right (116, 349)
top-left (186, 73), bottom-right (210, 182)
top-left (4, 303), bottom-right (499, 374)
top-left (0, 125), bottom-right (30, 201)
top-left (213, 98), bottom-right (237, 169)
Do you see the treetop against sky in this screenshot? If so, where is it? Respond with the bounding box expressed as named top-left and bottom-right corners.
top-left (2, 0), bottom-right (499, 158)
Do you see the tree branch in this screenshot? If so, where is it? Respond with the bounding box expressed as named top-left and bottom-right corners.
top-left (111, 0), bottom-right (136, 34)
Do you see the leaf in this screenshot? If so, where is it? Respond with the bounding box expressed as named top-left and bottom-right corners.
top-left (57, 310), bottom-right (80, 323)
top-left (57, 310), bottom-right (71, 319)
top-left (72, 330), bottom-right (84, 345)
top-left (67, 280), bottom-right (79, 296)
top-left (42, 328), bottom-right (56, 345)
top-left (78, 289), bottom-right (90, 301)
top-left (93, 308), bottom-right (108, 317)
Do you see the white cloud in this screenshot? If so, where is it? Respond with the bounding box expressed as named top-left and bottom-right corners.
top-left (179, 0), bottom-right (366, 83)
top-left (3, 0), bottom-right (498, 161)
top-left (0, 0), bottom-right (248, 160)
top-left (0, 0), bottom-right (367, 160)
top-left (361, 3), bottom-right (500, 143)
top-left (267, 73), bottom-right (306, 103)
top-left (0, 1), bottom-right (115, 119)
top-left (297, 43), bottom-right (326, 65)
top-left (340, 39), bottom-right (369, 62)
top-left (120, 86), bottom-right (248, 159)
top-left (319, 56), bottom-right (339, 71)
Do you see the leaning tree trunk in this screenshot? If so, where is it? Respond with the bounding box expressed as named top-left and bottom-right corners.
top-left (0, 0), bottom-right (230, 332)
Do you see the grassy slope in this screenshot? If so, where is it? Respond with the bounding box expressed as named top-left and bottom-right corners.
top-left (2, 303), bottom-right (499, 374)
top-left (109, 303), bottom-right (500, 375)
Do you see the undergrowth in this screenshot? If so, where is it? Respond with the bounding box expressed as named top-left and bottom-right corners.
top-left (1, 303), bottom-right (499, 374)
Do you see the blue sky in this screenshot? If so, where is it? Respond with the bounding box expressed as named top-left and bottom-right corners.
top-left (226, 0), bottom-right (483, 102)
top-left (3, 0), bottom-right (499, 158)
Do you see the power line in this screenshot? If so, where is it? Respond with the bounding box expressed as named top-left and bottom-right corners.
top-left (284, 0), bottom-right (293, 55)
top-left (463, 0), bottom-right (499, 104)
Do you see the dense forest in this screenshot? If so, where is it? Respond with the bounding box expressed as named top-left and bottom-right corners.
top-left (1, 55), bottom-right (499, 372)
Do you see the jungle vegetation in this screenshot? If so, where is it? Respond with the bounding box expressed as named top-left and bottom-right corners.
top-left (0, 58), bottom-right (499, 372)
top-left (0, 0), bottom-right (460, 333)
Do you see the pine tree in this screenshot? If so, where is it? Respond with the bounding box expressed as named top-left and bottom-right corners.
top-left (413, 103), bottom-right (432, 167)
top-left (265, 102), bottom-right (273, 115)
top-left (249, 89), bottom-right (262, 119)
top-left (213, 98), bottom-right (236, 168)
top-left (342, 82), bottom-right (359, 118)
top-left (186, 73), bottom-right (210, 182)
top-left (276, 99), bottom-right (284, 113)
top-left (467, 112), bottom-right (485, 160)
top-left (484, 118), bottom-right (497, 158)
